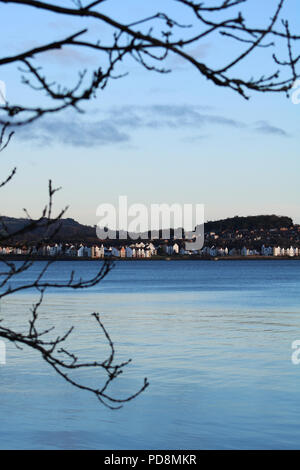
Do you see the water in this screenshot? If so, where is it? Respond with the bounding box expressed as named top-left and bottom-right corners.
top-left (0, 260), bottom-right (300, 449)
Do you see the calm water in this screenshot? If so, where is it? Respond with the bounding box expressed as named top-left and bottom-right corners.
top-left (1, 260), bottom-right (300, 449)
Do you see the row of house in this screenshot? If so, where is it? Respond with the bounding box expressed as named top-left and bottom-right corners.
top-left (0, 242), bottom-right (299, 258)
top-left (200, 245), bottom-right (300, 257)
top-left (0, 242), bottom-right (165, 258)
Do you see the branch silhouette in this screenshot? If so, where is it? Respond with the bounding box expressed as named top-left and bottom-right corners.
top-left (0, 0), bottom-right (298, 409)
top-left (0, 127), bottom-right (149, 408)
top-left (0, 0), bottom-right (299, 125)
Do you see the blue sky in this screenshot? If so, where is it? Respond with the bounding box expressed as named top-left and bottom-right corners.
top-left (1, 0), bottom-right (300, 224)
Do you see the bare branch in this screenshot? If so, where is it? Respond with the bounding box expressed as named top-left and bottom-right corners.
top-left (0, 0), bottom-right (298, 125)
top-left (0, 125), bottom-right (148, 407)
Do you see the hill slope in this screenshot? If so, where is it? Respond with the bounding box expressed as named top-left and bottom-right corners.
top-left (0, 214), bottom-right (294, 244)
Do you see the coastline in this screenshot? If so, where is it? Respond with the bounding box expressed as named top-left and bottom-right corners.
top-left (1, 255), bottom-right (300, 262)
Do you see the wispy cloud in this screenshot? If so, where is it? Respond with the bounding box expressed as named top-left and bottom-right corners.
top-left (254, 120), bottom-right (290, 137)
top-left (13, 105), bottom-right (290, 148)
top-left (106, 104), bottom-right (245, 130)
top-left (171, 43), bottom-right (211, 68)
top-left (41, 48), bottom-right (96, 65)
top-left (181, 134), bottom-right (209, 143)
top-left (15, 117), bottom-right (129, 147)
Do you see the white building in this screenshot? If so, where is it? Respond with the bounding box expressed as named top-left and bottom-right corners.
top-left (173, 243), bottom-right (180, 254)
top-left (273, 246), bottom-right (281, 257)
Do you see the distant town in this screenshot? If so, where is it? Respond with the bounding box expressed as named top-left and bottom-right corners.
top-left (1, 214), bottom-right (300, 259)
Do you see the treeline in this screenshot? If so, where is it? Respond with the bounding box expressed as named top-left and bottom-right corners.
top-left (204, 215), bottom-right (293, 232)
top-left (0, 214), bottom-right (295, 245)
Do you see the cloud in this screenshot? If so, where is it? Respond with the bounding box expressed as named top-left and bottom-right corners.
top-left (254, 120), bottom-right (290, 137)
top-left (106, 104), bottom-right (245, 130)
top-left (171, 43), bottom-right (212, 67)
top-left (41, 48), bottom-right (96, 65)
top-left (15, 117), bottom-right (129, 147)
top-left (181, 134), bottom-right (209, 143)
top-left (13, 105), bottom-right (289, 148)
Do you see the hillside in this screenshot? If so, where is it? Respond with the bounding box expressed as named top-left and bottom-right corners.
top-left (0, 216), bottom-right (96, 244)
top-left (0, 214), bottom-right (295, 245)
top-left (204, 215), bottom-right (293, 233)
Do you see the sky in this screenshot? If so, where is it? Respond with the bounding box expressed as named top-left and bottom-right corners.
top-left (0, 0), bottom-right (300, 226)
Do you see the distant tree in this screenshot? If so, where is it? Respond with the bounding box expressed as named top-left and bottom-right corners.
top-left (205, 215), bottom-right (294, 233)
top-left (157, 245), bottom-right (167, 257)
